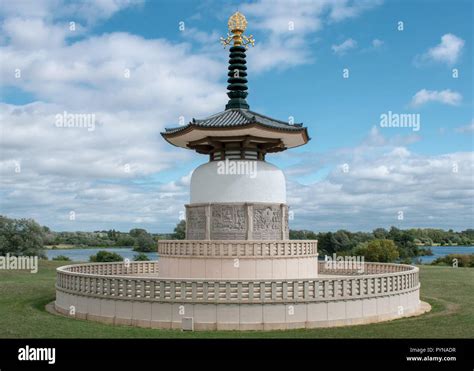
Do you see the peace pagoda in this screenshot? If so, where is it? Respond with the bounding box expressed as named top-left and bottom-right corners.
top-left (54, 12), bottom-right (424, 331)
top-left (161, 11), bottom-right (309, 243)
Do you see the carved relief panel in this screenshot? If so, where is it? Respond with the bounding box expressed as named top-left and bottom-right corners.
top-left (186, 206), bottom-right (206, 240)
top-left (210, 204), bottom-right (247, 240)
top-left (186, 203), bottom-right (289, 240)
top-left (252, 204), bottom-right (282, 240)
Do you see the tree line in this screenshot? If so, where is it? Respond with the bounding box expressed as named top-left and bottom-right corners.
top-left (0, 215), bottom-right (186, 256)
top-left (290, 227), bottom-right (474, 257)
top-left (1, 215), bottom-right (472, 265)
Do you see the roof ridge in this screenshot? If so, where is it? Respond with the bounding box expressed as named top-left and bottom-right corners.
top-left (193, 110), bottom-right (226, 123)
top-left (247, 109), bottom-right (303, 127)
top-left (235, 108), bottom-right (253, 123)
top-left (163, 108), bottom-right (307, 134)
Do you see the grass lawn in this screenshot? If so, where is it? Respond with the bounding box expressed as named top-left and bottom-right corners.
top-left (0, 261), bottom-right (472, 338)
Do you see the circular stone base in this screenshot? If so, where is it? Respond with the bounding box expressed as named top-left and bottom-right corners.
top-left (48, 299), bottom-right (431, 331)
top-left (53, 261), bottom-right (425, 331)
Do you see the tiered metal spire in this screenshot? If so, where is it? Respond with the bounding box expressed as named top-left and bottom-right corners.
top-left (220, 12), bottom-right (255, 110)
top-left (161, 12), bottom-right (309, 155)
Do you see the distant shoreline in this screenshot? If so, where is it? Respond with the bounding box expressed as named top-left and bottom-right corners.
top-left (45, 245), bottom-right (133, 250)
top-left (45, 243), bottom-right (474, 250)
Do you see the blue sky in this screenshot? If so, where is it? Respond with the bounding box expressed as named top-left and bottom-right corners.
top-left (0, 0), bottom-right (472, 233)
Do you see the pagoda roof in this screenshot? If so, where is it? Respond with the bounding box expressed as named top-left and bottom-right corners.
top-left (161, 108), bottom-right (310, 150)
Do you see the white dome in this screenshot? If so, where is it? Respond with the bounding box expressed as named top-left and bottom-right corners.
top-left (190, 160), bottom-right (286, 204)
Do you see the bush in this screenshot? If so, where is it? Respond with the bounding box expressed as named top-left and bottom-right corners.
top-left (89, 250), bottom-right (123, 262)
top-left (52, 255), bottom-right (71, 261)
top-left (417, 247), bottom-right (433, 256)
top-left (431, 254), bottom-right (474, 267)
top-left (133, 253), bottom-right (150, 261)
top-left (399, 257), bottom-right (414, 265)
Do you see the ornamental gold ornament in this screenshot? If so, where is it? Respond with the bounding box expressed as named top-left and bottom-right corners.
top-left (220, 11), bottom-right (255, 48)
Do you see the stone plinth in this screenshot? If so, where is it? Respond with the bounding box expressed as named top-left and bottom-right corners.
top-left (186, 203), bottom-right (289, 240)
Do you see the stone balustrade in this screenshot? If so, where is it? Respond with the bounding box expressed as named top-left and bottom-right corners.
top-left (318, 261), bottom-right (411, 275)
top-left (157, 240), bottom-right (318, 257)
top-left (64, 261), bottom-right (159, 275)
top-left (56, 261), bottom-right (419, 304)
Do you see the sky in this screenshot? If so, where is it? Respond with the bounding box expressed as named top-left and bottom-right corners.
top-left (0, 0), bottom-right (472, 233)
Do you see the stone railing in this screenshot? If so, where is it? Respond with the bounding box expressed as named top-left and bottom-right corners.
top-left (63, 261), bottom-right (159, 275)
top-left (157, 240), bottom-right (318, 257)
top-left (56, 261), bottom-right (419, 304)
top-left (318, 261), bottom-right (411, 275)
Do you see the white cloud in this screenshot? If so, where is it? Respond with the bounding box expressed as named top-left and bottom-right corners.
top-left (180, 27), bottom-right (221, 46)
top-left (284, 128), bottom-right (474, 231)
top-left (416, 33), bottom-right (465, 66)
top-left (455, 119), bottom-right (474, 133)
top-left (0, 2), bottom-right (229, 232)
top-left (372, 38), bottom-right (383, 48)
top-left (331, 38), bottom-right (357, 55)
top-left (410, 89), bottom-right (462, 107)
top-left (284, 126), bottom-right (421, 178)
top-left (2, 17), bottom-right (69, 48)
top-left (1, 1), bottom-right (471, 233)
top-left (0, 32), bottom-right (226, 111)
top-left (0, 0), bottom-right (61, 19)
top-left (239, 0), bottom-right (380, 72)
top-left (0, 0), bottom-right (143, 24)
top-left (328, 0), bottom-right (382, 22)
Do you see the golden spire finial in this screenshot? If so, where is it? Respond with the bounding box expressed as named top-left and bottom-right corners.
top-left (220, 11), bottom-right (255, 48)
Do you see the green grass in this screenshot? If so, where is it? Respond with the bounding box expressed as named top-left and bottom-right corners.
top-left (0, 261), bottom-right (472, 338)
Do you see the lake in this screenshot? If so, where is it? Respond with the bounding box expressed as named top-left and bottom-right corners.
top-left (415, 245), bottom-right (474, 263)
top-left (46, 247), bottom-right (158, 262)
top-left (45, 245), bottom-right (474, 264)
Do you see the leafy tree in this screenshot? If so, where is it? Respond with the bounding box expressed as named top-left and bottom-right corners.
top-left (373, 228), bottom-right (388, 239)
top-left (387, 226), bottom-right (417, 258)
top-left (289, 230), bottom-right (317, 240)
top-left (316, 232), bottom-right (333, 255)
top-left (89, 250), bottom-right (123, 262)
top-left (350, 231), bottom-right (374, 246)
top-left (116, 235), bottom-right (136, 247)
top-left (425, 229), bottom-right (445, 244)
top-left (0, 215), bottom-right (45, 257)
top-left (133, 232), bottom-right (155, 252)
top-left (129, 228), bottom-right (147, 238)
top-left (354, 239), bottom-right (399, 262)
top-left (173, 220), bottom-right (186, 240)
top-left (107, 229), bottom-right (118, 239)
top-left (330, 230), bottom-right (353, 252)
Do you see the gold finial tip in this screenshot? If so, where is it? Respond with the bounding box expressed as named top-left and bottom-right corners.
top-left (221, 11), bottom-right (255, 48)
top-left (228, 11), bottom-right (248, 33)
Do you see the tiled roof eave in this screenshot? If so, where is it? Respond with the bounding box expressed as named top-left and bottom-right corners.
top-left (162, 121), bottom-right (306, 137)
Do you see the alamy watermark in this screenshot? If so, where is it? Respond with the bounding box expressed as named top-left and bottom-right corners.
top-left (18, 345), bottom-right (55, 365)
top-left (324, 253), bottom-right (365, 273)
top-left (0, 253), bottom-right (38, 273)
top-left (380, 110), bottom-right (420, 132)
top-left (217, 159), bottom-right (257, 178)
top-left (55, 111), bottom-right (96, 132)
